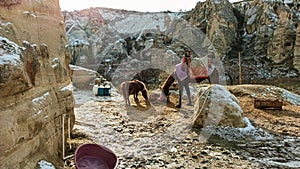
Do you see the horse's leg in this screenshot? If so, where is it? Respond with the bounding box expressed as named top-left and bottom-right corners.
top-left (125, 93), bottom-right (130, 106)
top-left (121, 83), bottom-right (129, 106)
top-left (134, 92), bottom-right (139, 102)
top-left (162, 72), bottom-right (175, 102)
top-left (126, 97), bottom-right (131, 106)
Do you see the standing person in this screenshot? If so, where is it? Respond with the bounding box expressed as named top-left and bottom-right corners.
top-left (174, 50), bottom-right (193, 107)
top-left (158, 49), bottom-right (193, 108)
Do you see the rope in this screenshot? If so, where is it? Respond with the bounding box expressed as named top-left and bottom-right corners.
top-left (193, 85), bottom-right (212, 122)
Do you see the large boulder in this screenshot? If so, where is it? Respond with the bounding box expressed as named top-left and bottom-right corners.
top-left (227, 84), bottom-right (300, 106)
top-left (193, 84), bottom-right (246, 128)
top-left (70, 65), bottom-right (97, 90)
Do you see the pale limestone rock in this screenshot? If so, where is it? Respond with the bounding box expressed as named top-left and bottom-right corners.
top-left (233, 0), bottom-right (299, 79)
top-left (193, 85), bottom-right (246, 128)
top-left (63, 0), bottom-right (300, 82)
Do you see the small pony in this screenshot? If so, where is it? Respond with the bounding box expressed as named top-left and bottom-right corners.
top-left (120, 79), bottom-right (149, 106)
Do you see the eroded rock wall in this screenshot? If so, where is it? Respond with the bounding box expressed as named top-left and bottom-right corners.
top-left (63, 1), bottom-right (300, 83)
top-left (294, 21), bottom-right (300, 71)
top-left (188, 0), bottom-right (300, 81)
top-left (187, 0), bottom-right (239, 57)
top-left (0, 0), bottom-right (74, 168)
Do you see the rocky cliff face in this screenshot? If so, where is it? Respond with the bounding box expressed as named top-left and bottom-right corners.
top-left (295, 22), bottom-right (300, 70)
top-left (64, 0), bottom-right (300, 84)
top-left (62, 8), bottom-right (190, 68)
top-left (0, 0), bottom-right (74, 168)
top-left (187, 0), bottom-right (239, 57)
top-left (63, 8), bottom-right (220, 85)
top-left (188, 0), bottom-right (300, 82)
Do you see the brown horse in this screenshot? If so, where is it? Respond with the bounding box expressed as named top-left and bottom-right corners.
top-left (121, 79), bottom-right (149, 106)
top-left (160, 67), bottom-right (219, 108)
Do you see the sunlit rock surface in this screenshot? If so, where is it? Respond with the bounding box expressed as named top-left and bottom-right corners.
top-left (64, 0), bottom-right (300, 84)
top-left (0, 0), bottom-right (74, 168)
top-left (188, 0), bottom-right (300, 80)
top-left (193, 84), bottom-right (246, 128)
top-left (187, 0), bottom-right (238, 57)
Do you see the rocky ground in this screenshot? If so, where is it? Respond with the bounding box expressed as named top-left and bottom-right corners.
top-left (63, 80), bottom-right (300, 169)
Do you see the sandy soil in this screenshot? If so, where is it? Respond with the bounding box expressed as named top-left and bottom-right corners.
top-left (227, 84), bottom-right (300, 138)
top-left (63, 83), bottom-right (300, 169)
top-left (239, 97), bottom-right (300, 137)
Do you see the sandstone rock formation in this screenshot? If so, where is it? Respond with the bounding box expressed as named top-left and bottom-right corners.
top-left (63, 8), bottom-right (225, 87)
top-left (294, 21), bottom-right (300, 71)
top-left (193, 84), bottom-right (246, 128)
top-left (188, 0), bottom-right (299, 83)
top-left (0, 0), bottom-right (74, 168)
top-left (186, 0), bottom-right (238, 57)
top-left (63, 0), bottom-right (300, 85)
top-left (63, 6), bottom-right (224, 86)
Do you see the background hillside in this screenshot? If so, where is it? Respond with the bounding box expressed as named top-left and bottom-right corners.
top-left (63, 0), bottom-right (300, 87)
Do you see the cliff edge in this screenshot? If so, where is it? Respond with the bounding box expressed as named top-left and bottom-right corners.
top-left (0, 0), bottom-right (74, 168)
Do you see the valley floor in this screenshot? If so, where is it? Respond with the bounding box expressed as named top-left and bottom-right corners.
top-left (64, 82), bottom-right (300, 169)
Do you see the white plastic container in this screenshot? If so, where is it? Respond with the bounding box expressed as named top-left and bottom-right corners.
top-left (92, 85), bottom-right (99, 96)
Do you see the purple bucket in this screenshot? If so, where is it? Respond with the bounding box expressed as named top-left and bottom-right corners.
top-left (75, 143), bottom-right (118, 169)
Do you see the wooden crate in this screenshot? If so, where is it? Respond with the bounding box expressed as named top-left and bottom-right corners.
top-left (254, 98), bottom-right (283, 110)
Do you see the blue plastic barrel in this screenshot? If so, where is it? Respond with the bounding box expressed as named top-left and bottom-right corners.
top-left (98, 88), bottom-right (104, 96)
